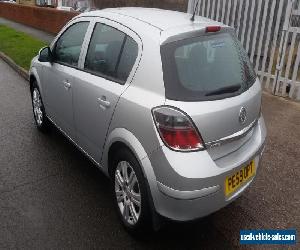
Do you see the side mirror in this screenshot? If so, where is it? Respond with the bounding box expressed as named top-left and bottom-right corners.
top-left (38, 46), bottom-right (53, 63)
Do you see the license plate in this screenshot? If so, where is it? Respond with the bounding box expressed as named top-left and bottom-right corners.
top-left (225, 160), bottom-right (256, 197)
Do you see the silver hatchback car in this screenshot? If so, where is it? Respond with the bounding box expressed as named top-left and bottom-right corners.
top-left (29, 8), bottom-right (266, 232)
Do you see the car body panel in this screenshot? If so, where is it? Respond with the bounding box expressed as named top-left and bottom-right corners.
top-left (42, 64), bottom-right (77, 139)
top-left (149, 156), bottom-right (262, 221)
top-left (104, 87), bottom-right (165, 165)
top-left (71, 71), bottom-right (123, 162)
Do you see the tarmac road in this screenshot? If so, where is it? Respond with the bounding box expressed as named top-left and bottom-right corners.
top-left (0, 58), bottom-right (299, 249)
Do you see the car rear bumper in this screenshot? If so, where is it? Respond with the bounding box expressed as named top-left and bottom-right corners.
top-left (154, 146), bottom-right (263, 221)
top-left (145, 116), bottom-right (266, 221)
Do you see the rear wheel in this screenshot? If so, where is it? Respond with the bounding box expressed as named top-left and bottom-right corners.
top-left (112, 148), bottom-right (152, 234)
top-left (31, 82), bottom-right (50, 132)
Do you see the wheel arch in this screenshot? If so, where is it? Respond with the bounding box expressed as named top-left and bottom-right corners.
top-left (29, 74), bottom-right (36, 92)
top-left (29, 67), bottom-right (43, 97)
top-left (102, 128), bottom-right (155, 181)
top-left (103, 128), bottom-right (160, 228)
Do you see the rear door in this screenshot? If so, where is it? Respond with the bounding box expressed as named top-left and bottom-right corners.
top-left (161, 31), bottom-right (261, 159)
top-left (73, 19), bottom-right (141, 163)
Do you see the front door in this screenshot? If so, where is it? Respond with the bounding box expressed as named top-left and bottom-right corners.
top-left (43, 21), bottom-right (90, 139)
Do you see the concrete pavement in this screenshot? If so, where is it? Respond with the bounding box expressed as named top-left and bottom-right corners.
top-left (0, 17), bottom-right (54, 43)
top-left (0, 58), bottom-right (299, 249)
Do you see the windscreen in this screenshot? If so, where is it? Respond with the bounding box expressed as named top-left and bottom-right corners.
top-left (161, 32), bottom-right (256, 101)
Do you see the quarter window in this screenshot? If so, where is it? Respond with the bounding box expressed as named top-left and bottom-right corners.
top-left (53, 22), bottom-right (89, 67)
top-left (84, 23), bottom-right (138, 83)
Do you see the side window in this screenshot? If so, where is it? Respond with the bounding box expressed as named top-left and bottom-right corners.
top-left (116, 36), bottom-right (138, 82)
top-left (84, 23), bottom-right (138, 83)
top-left (53, 22), bottom-right (89, 67)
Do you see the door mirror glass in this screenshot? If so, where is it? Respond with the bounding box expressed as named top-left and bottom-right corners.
top-left (38, 46), bottom-right (53, 62)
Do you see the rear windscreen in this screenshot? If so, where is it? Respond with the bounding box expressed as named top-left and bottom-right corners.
top-left (161, 32), bottom-right (256, 101)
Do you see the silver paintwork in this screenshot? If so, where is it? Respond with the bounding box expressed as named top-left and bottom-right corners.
top-left (157, 182), bottom-right (220, 200)
top-left (205, 118), bottom-right (258, 149)
top-left (115, 161), bottom-right (141, 225)
top-left (46, 115), bottom-right (101, 168)
top-left (29, 8), bottom-right (267, 222)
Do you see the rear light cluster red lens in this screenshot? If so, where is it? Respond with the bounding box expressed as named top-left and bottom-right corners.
top-left (152, 106), bottom-right (205, 151)
top-left (206, 26), bottom-right (221, 33)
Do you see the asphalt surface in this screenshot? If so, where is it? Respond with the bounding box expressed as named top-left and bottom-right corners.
top-left (0, 58), bottom-right (299, 249)
top-left (0, 17), bottom-right (54, 43)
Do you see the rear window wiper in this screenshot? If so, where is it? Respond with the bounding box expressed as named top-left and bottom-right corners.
top-left (205, 84), bottom-right (241, 96)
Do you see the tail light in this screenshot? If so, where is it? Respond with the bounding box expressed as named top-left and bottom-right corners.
top-left (206, 26), bottom-right (221, 33)
top-left (152, 106), bottom-right (205, 151)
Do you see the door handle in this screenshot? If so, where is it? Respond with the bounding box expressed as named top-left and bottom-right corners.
top-left (63, 80), bottom-right (71, 90)
top-left (97, 96), bottom-right (110, 109)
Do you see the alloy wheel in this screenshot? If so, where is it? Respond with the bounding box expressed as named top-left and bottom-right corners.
top-left (115, 161), bottom-right (141, 225)
top-left (32, 88), bottom-right (43, 126)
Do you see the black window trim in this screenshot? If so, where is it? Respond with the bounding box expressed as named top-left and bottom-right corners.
top-left (82, 21), bottom-right (138, 86)
top-left (115, 36), bottom-right (127, 75)
top-left (51, 20), bottom-right (90, 69)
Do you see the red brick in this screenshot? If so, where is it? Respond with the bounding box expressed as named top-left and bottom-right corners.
top-left (0, 3), bottom-right (78, 34)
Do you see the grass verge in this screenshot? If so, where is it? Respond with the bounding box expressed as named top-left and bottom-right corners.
top-left (0, 25), bottom-right (47, 70)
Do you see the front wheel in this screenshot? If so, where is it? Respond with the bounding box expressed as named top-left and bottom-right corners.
top-left (112, 148), bottom-right (152, 234)
top-left (31, 82), bottom-right (50, 132)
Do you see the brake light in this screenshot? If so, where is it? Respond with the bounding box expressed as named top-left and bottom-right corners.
top-left (152, 106), bottom-right (205, 151)
top-left (206, 26), bottom-right (221, 33)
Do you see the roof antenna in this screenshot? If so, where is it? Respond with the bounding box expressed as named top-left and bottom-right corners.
top-left (191, 0), bottom-right (200, 22)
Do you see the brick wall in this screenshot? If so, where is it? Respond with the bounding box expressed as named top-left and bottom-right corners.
top-left (0, 3), bottom-right (78, 34)
top-left (0, 0), bottom-right (188, 34)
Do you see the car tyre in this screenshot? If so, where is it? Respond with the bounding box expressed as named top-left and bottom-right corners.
top-left (30, 81), bottom-right (50, 132)
top-left (112, 147), bottom-right (152, 235)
